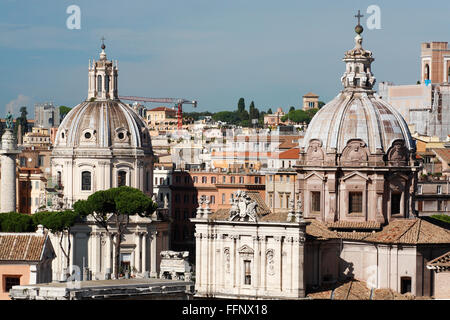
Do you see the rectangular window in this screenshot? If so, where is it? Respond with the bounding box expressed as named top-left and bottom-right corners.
top-left (279, 193), bottom-right (283, 209)
top-left (222, 193), bottom-right (225, 204)
top-left (244, 260), bottom-right (251, 285)
top-left (286, 175), bottom-right (290, 183)
top-left (349, 192), bottom-right (363, 214)
top-left (4, 276), bottom-right (20, 293)
top-left (222, 176), bottom-right (226, 183)
top-left (231, 177), bottom-right (235, 184)
top-left (239, 177), bottom-right (244, 184)
top-left (311, 192), bottom-right (321, 213)
top-left (210, 195), bottom-right (215, 204)
top-left (417, 185), bottom-right (422, 194)
top-left (286, 194), bottom-right (290, 208)
top-left (437, 185), bottom-right (442, 194)
top-left (81, 171), bottom-right (91, 191)
top-left (391, 193), bottom-right (401, 215)
top-left (437, 200), bottom-right (443, 211)
top-left (38, 155), bottom-right (44, 167)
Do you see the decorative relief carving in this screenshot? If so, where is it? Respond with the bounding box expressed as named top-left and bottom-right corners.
top-left (266, 249), bottom-right (275, 276)
top-left (388, 140), bottom-right (408, 166)
top-left (341, 139), bottom-right (368, 165)
top-left (306, 139), bottom-right (324, 164)
top-left (229, 190), bottom-right (258, 222)
top-left (224, 248), bottom-right (230, 273)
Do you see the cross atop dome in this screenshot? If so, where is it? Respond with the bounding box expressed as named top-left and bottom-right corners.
top-left (100, 36), bottom-right (107, 60)
top-left (101, 36), bottom-right (106, 50)
top-left (354, 10), bottom-right (364, 35)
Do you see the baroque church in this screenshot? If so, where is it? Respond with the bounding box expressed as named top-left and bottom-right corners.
top-left (48, 42), bottom-right (169, 281)
top-left (192, 21), bottom-right (450, 299)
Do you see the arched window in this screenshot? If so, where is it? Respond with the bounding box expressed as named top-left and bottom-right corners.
top-left (105, 75), bottom-right (110, 93)
top-left (424, 64), bottom-right (430, 80)
top-left (97, 75), bottom-right (102, 92)
top-left (81, 171), bottom-right (91, 191)
top-left (57, 171), bottom-right (62, 188)
top-left (118, 171), bottom-right (127, 187)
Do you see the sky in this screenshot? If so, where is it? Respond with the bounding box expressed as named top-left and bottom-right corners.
top-left (1, 0), bottom-right (450, 117)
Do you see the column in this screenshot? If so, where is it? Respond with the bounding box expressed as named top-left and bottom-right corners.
top-left (195, 232), bottom-right (202, 288)
top-left (150, 231), bottom-right (157, 277)
top-left (275, 236), bottom-right (282, 292)
top-left (230, 235), bottom-right (236, 289)
top-left (252, 235), bottom-right (259, 291)
top-left (201, 232), bottom-right (208, 292)
top-left (70, 232), bottom-right (75, 274)
top-left (286, 236), bottom-right (293, 294)
top-left (141, 232), bottom-right (147, 273)
top-left (134, 232), bottom-right (141, 273)
top-left (261, 236), bottom-right (266, 292)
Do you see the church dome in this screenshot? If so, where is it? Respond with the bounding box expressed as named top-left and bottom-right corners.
top-left (54, 43), bottom-right (151, 154)
top-left (301, 25), bottom-right (415, 160)
top-left (55, 100), bottom-right (151, 151)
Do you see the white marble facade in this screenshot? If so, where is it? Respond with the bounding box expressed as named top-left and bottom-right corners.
top-left (50, 215), bottom-right (169, 280)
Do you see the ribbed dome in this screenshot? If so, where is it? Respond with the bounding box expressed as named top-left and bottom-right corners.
top-left (54, 100), bottom-right (151, 152)
top-left (302, 92), bottom-right (414, 154)
top-left (301, 26), bottom-right (415, 157)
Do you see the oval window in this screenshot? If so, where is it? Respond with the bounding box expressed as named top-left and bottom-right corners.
top-left (61, 132), bottom-right (65, 139)
top-left (84, 132), bottom-right (91, 139)
top-left (118, 132), bottom-right (125, 140)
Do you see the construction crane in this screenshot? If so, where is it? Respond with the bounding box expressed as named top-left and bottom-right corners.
top-left (119, 96), bottom-right (197, 129)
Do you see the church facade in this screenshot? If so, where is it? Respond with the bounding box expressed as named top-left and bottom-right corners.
top-left (193, 20), bottom-right (450, 299)
top-left (48, 43), bottom-right (169, 280)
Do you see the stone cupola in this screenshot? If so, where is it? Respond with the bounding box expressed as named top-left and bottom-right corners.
top-left (87, 39), bottom-right (119, 101)
top-left (340, 22), bottom-right (376, 91)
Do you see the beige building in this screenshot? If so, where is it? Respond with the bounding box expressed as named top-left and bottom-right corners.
top-left (421, 42), bottom-right (450, 84)
top-left (302, 92), bottom-right (319, 110)
top-left (0, 226), bottom-right (55, 300)
top-left (145, 106), bottom-right (178, 134)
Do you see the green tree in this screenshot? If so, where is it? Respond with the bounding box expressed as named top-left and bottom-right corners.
top-left (14, 106), bottom-right (28, 137)
top-left (74, 186), bottom-right (157, 279)
top-left (0, 212), bottom-right (34, 232)
top-left (33, 210), bottom-right (79, 276)
top-left (305, 108), bottom-right (319, 123)
top-left (289, 106), bottom-right (295, 112)
top-left (59, 106), bottom-right (72, 120)
top-left (318, 101), bottom-right (325, 109)
top-left (267, 108), bottom-right (273, 114)
top-left (237, 98), bottom-right (246, 113)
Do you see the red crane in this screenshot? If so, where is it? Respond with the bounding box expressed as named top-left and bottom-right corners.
top-left (119, 96), bottom-right (197, 129)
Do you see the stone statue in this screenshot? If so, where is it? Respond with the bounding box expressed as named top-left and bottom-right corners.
top-left (229, 190), bottom-right (258, 222)
top-left (5, 111), bottom-right (13, 129)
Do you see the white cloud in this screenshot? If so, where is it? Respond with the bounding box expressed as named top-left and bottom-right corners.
top-left (5, 94), bottom-right (32, 116)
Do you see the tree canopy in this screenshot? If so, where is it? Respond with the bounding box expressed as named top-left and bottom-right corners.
top-left (74, 186), bottom-right (157, 278)
top-left (281, 108), bottom-right (319, 124)
top-left (59, 106), bottom-right (72, 120)
top-left (0, 212), bottom-right (35, 232)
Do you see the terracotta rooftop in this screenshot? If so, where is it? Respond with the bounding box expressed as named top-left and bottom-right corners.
top-left (426, 251), bottom-right (450, 271)
top-left (278, 137), bottom-right (299, 149)
top-left (327, 221), bottom-right (381, 231)
top-left (148, 106), bottom-right (175, 112)
top-left (0, 232), bottom-right (48, 262)
top-left (303, 92), bottom-right (319, 98)
top-left (363, 218), bottom-right (450, 244)
top-left (433, 148), bottom-right (450, 165)
top-left (278, 148), bottom-right (300, 159)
